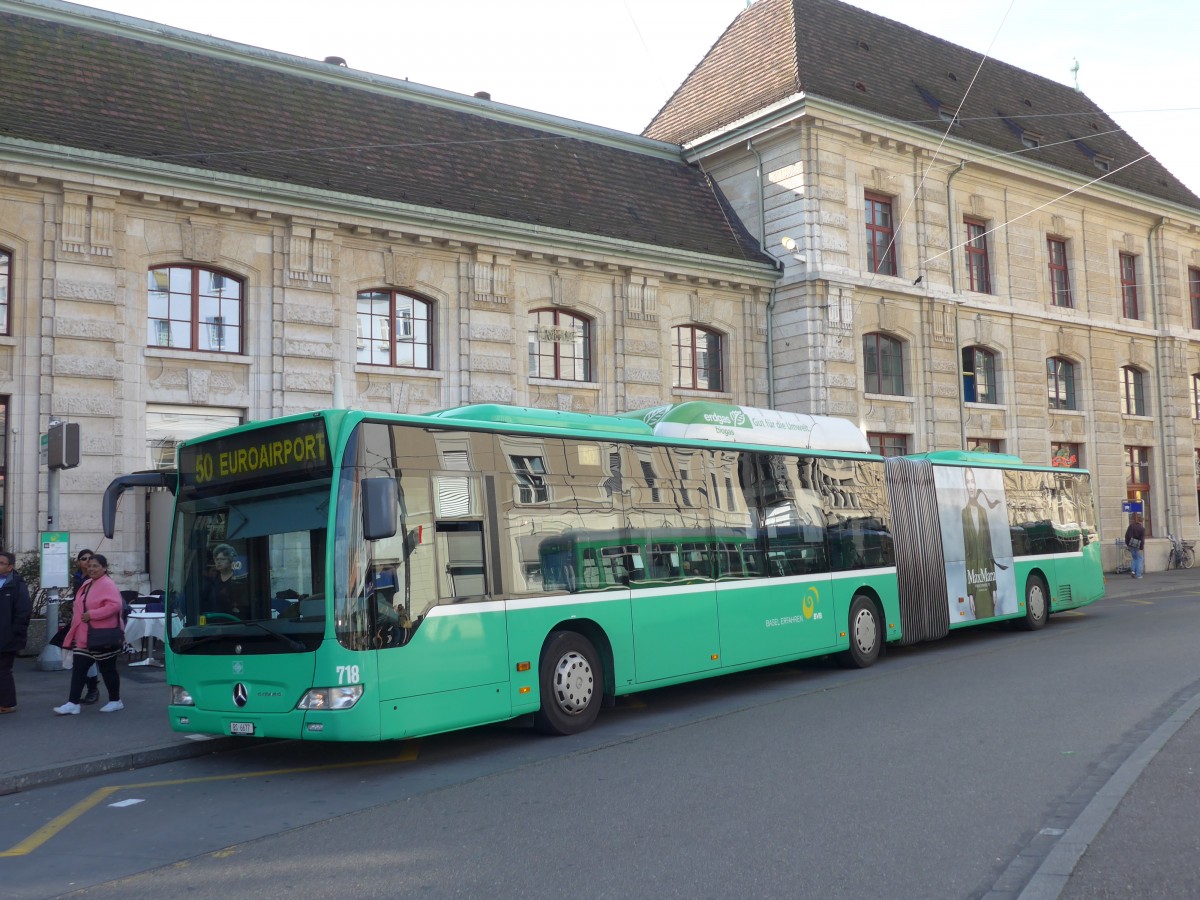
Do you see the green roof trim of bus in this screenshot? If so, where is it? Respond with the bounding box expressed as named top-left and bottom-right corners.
top-left (908, 450), bottom-right (1085, 472)
top-left (913, 450), bottom-right (1026, 465)
top-left (428, 404), bottom-right (655, 436)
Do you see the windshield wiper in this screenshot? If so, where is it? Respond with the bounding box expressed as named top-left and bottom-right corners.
top-left (241, 620), bottom-right (307, 651)
top-left (174, 621), bottom-right (306, 653)
top-left (173, 634), bottom-right (229, 653)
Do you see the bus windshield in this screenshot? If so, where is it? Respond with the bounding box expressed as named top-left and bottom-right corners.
top-left (167, 480), bottom-right (330, 654)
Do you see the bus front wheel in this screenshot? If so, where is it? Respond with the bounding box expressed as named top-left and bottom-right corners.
top-left (533, 631), bottom-right (602, 736)
top-left (1018, 575), bottom-right (1049, 631)
top-left (837, 595), bottom-right (881, 669)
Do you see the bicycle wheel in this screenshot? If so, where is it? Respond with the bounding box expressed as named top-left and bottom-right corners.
top-left (1185, 547), bottom-right (1195, 569)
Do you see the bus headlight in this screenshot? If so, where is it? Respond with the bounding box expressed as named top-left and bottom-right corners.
top-left (297, 685), bottom-right (363, 710)
top-left (170, 685), bottom-right (195, 706)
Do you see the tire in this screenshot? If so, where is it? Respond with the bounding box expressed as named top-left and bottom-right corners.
top-left (1018, 574), bottom-right (1048, 631)
top-left (836, 594), bottom-right (882, 668)
top-left (1185, 548), bottom-right (1195, 570)
top-left (533, 631), bottom-right (603, 736)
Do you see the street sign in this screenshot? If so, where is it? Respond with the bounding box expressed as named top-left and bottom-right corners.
top-left (1121, 500), bottom-right (1143, 514)
top-left (40, 531), bottom-right (71, 588)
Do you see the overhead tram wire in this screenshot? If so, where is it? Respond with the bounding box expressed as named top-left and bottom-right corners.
top-left (865, 0), bottom-right (1018, 293)
top-left (920, 152), bottom-right (1151, 273)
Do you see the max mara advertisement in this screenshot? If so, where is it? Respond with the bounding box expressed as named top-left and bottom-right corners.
top-left (934, 466), bottom-right (1018, 621)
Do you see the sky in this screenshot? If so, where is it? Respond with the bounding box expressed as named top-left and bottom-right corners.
top-left (72, 0), bottom-right (1200, 198)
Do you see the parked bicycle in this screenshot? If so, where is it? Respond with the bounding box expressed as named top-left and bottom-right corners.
top-left (1166, 533), bottom-right (1195, 570)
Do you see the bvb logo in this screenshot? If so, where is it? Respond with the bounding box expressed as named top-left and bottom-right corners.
top-left (802, 586), bottom-right (819, 619)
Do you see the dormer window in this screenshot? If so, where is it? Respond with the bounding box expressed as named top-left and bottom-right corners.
top-left (1022, 132), bottom-right (1042, 150)
top-left (939, 105), bottom-right (960, 127)
top-left (1094, 156), bottom-right (1113, 173)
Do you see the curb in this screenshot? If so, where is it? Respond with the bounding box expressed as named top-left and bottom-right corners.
top-left (0, 736), bottom-right (247, 796)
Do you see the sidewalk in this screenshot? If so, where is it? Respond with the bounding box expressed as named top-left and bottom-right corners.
top-left (0, 651), bottom-right (241, 796)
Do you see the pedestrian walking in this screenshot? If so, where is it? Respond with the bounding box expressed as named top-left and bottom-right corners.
top-left (71, 549), bottom-right (101, 704)
top-left (0, 550), bottom-right (33, 713)
top-left (1125, 513), bottom-right (1146, 579)
top-left (54, 554), bottom-right (124, 715)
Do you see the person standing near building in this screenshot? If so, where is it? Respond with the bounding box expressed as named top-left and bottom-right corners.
top-left (0, 550), bottom-right (33, 713)
top-left (1125, 513), bottom-right (1146, 579)
top-left (54, 554), bottom-right (124, 715)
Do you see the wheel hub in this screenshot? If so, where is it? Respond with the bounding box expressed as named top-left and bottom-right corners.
top-left (1029, 585), bottom-right (1046, 620)
top-left (852, 608), bottom-right (877, 652)
top-left (552, 650), bottom-right (594, 716)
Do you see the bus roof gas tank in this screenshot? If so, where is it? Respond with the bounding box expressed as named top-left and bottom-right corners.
top-left (621, 402), bottom-right (871, 455)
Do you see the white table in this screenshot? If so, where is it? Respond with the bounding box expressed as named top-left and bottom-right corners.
top-left (125, 611), bottom-right (165, 667)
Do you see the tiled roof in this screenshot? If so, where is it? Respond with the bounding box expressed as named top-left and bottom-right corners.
top-left (0, 6), bottom-right (772, 266)
top-left (644, 0), bottom-right (1199, 210)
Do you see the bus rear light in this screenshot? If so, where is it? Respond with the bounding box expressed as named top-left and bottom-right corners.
top-left (171, 686), bottom-right (195, 706)
top-left (297, 685), bottom-right (363, 710)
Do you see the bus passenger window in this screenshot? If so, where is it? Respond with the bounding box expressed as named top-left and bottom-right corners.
top-left (436, 521), bottom-right (487, 599)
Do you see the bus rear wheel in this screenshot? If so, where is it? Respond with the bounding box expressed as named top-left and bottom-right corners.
top-left (837, 595), bottom-right (881, 668)
top-left (533, 631), bottom-right (602, 736)
top-left (1018, 575), bottom-right (1048, 631)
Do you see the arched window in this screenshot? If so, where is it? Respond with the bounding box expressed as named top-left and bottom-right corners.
top-left (529, 309), bottom-right (591, 381)
top-left (357, 289), bottom-right (434, 369)
top-left (863, 332), bottom-right (904, 395)
top-left (148, 265), bottom-right (244, 353)
top-left (1121, 366), bottom-right (1146, 416)
top-left (0, 248), bottom-right (10, 336)
top-left (1047, 357), bottom-right (1077, 410)
top-left (962, 346), bottom-right (997, 404)
top-left (672, 325), bottom-right (724, 391)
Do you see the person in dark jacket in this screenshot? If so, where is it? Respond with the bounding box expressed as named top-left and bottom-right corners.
top-left (71, 549), bottom-right (92, 594)
top-left (0, 550), bottom-right (33, 713)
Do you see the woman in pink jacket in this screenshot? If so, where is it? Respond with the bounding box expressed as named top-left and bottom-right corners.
top-left (54, 554), bottom-right (124, 715)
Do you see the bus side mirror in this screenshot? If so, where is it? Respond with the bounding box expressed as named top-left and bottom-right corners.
top-left (362, 477), bottom-right (398, 541)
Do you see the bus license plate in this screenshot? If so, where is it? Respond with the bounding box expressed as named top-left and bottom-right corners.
top-left (230, 722), bottom-right (255, 736)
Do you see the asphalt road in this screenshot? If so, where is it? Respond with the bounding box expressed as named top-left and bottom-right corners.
top-left (2, 587), bottom-right (1197, 899)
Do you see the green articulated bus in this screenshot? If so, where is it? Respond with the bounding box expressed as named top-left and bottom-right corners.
top-left (102, 402), bottom-right (1104, 741)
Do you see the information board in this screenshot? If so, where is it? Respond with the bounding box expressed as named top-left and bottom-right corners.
top-left (39, 531), bottom-right (71, 588)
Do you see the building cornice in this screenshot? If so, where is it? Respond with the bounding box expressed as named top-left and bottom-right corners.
top-left (682, 94), bottom-right (1200, 222)
top-left (0, 137), bottom-right (778, 285)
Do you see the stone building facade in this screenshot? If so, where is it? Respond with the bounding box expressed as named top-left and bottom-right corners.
top-left (0, 0), bottom-right (775, 584)
top-left (646, 0), bottom-right (1200, 571)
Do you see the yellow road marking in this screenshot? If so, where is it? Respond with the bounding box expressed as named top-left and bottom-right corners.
top-left (1, 743), bottom-right (420, 857)
top-left (0, 787), bottom-right (120, 857)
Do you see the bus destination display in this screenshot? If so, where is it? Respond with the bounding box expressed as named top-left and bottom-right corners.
top-left (179, 417), bottom-right (331, 493)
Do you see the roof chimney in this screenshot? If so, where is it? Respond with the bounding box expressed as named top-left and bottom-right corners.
top-left (473, 91), bottom-right (491, 101)
top-left (324, 56), bottom-right (348, 67)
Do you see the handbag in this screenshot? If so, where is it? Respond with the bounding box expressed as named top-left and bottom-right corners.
top-left (87, 626), bottom-right (125, 651)
top-left (81, 582), bottom-right (124, 651)
top-left (48, 623), bottom-right (69, 648)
